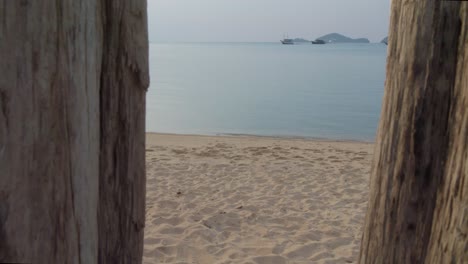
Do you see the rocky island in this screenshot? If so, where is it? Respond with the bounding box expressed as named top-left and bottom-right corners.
top-left (316, 33), bottom-right (370, 43)
top-left (381, 36), bottom-right (388, 45)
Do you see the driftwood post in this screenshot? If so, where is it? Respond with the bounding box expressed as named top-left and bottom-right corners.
top-left (0, 1), bottom-right (148, 263)
top-left (360, 1), bottom-right (467, 263)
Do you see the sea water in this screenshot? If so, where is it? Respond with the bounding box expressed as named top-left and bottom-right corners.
top-left (147, 42), bottom-right (387, 141)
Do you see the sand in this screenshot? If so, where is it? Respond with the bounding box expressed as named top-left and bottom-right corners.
top-left (144, 133), bottom-right (373, 264)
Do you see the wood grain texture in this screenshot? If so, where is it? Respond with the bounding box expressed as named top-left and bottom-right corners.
top-left (359, 1), bottom-right (467, 263)
top-left (426, 5), bottom-right (468, 263)
top-left (0, 1), bottom-right (101, 263)
top-left (98, 0), bottom-right (149, 263)
top-left (0, 0), bottom-right (148, 263)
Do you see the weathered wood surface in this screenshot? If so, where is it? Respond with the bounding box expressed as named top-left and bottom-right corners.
top-left (98, 0), bottom-right (149, 263)
top-left (426, 4), bottom-right (468, 263)
top-left (0, 0), bottom-right (148, 263)
top-left (359, 1), bottom-right (467, 263)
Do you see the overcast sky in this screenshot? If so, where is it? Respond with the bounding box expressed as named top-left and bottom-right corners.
top-left (148, 0), bottom-right (391, 43)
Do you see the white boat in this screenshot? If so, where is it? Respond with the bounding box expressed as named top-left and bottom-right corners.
top-left (281, 34), bottom-right (294, 45)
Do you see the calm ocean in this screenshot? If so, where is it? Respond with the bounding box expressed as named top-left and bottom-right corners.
top-left (147, 42), bottom-right (387, 141)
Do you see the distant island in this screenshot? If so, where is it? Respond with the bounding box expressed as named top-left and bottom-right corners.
top-left (282, 33), bottom-right (374, 44)
top-left (293, 38), bottom-right (310, 43)
top-left (381, 36), bottom-right (388, 44)
top-left (315, 33), bottom-right (370, 44)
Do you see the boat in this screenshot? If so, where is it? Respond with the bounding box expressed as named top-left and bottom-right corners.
top-left (281, 38), bottom-right (294, 45)
top-left (280, 34), bottom-right (294, 45)
top-left (311, 39), bottom-right (326, 44)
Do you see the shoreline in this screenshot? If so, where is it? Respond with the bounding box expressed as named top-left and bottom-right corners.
top-left (146, 131), bottom-right (375, 145)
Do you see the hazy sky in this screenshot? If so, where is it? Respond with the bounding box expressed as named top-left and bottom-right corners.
top-left (148, 0), bottom-right (391, 43)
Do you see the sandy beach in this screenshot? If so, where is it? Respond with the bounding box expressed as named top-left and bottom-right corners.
top-left (144, 133), bottom-right (373, 264)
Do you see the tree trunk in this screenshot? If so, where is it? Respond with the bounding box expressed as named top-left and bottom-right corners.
top-left (0, 1), bottom-right (148, 263)
top-left (359, 1), bottom-right (467, 263)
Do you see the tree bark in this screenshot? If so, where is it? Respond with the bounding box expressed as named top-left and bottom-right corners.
top-left (0, 1), bottom-right (148, 263)
top-left (359, 1), bottom-right (467, 263)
